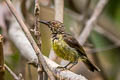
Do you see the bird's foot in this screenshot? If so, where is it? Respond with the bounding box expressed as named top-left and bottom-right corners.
top-left (56, 66), bottom-right (68, 71)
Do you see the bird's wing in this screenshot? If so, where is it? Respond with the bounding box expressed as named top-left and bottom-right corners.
top-left (63, 34), bottom-right (87, 57)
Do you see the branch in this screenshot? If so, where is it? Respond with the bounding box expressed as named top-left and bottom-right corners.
top-left (44, 56), bottom-right (87, 80)
top-left (5, 0), bottom-right (55, 80)
top-left (5, 64), bottom-right (23, 80)
top-left (8, 16), bottom-right (38, 65)
top-left (0, 35), bottom-right (5, 80)
top-left (79, 0), bottom-right (108, 45)
top-left (34, 0), bottom-right (44, 80)
top-left (33, 0), bottom-right (52, 80)
top-left (54, 0), bottom-right (64, 22)
top-left (5, 64), bottom-right (19, 80)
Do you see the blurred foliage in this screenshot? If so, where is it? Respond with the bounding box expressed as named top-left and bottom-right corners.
top-left (90, 31), bottom-right (120, 64)
top-left (90, 31), bottom-right (120, 80)
top-left (107, 0), bottom-right (120, 20)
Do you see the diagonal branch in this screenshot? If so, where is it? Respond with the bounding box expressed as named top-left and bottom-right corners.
top-left (5, 0), bottom-right (55, 80)
top-left (5, 64), bottom-right (23, 80)
top-left (79, 0), bottom-right (108, 45)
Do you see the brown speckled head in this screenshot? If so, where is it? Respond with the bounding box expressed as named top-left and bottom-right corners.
top-left (40, 20), bottom-right (65, 34)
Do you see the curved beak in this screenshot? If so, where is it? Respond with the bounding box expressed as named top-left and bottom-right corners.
top-left (39, 20), bottom-right (49, 25)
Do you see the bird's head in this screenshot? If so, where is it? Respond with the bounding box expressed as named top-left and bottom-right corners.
top-left (39, 20), bottom-right (65, 34)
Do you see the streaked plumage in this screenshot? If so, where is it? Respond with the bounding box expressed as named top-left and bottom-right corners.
top-left (39, 20), bottom-right (100, 72)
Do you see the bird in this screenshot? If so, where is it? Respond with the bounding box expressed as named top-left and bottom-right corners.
top-left (39, 20), bottom-right (100, 72)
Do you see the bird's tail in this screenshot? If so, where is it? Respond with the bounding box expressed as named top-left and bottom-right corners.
top-left (83, 59), bottom-right (100, 72)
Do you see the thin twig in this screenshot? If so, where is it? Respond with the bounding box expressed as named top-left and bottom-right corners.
top-left (0, 35), bottom-right (5, 80)
top-left (34, 0), bottom-right (40, 32)
top-left (79, 0), bottom-right (108, 45)
top-left (4, 64), bottom-right (21, 80)
top-left (33, 0), bottom-right (44, 80)
top-left (34, 0), bottom-right (42, 54)
top-left (5, 0), bottom-right (55, 80)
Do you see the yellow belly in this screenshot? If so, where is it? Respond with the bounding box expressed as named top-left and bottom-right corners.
top-left (52, 39), bottom-right (79, 62)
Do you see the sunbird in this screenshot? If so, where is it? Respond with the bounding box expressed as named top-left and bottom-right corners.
top-left (39, 20), bottom-right (100, 72)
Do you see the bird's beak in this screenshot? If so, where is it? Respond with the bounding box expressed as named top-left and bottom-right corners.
top-left (39, 20), bottom-right (49, 25)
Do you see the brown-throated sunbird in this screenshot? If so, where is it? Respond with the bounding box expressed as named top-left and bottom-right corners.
top-left (39, 20), bottom-right (100, 72)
